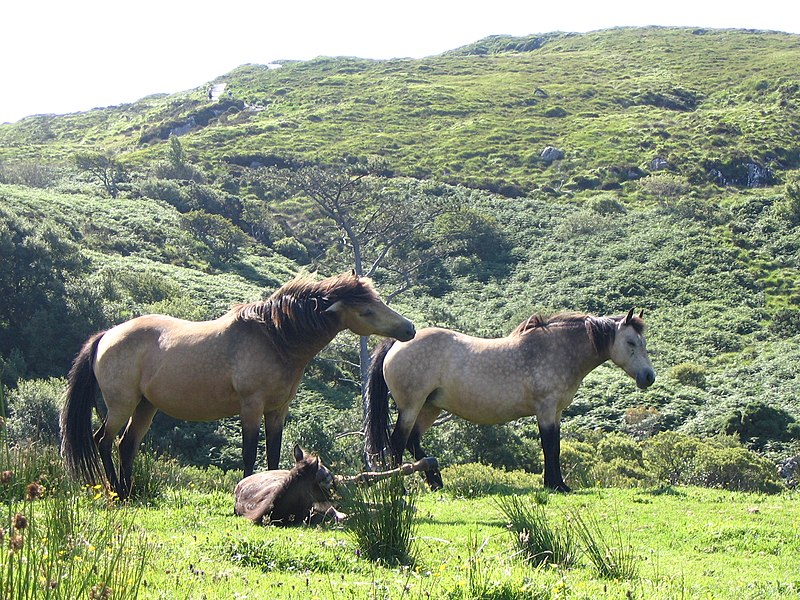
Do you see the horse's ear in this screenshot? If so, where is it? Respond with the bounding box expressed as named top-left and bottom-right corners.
top-left (351, 268), bottom-right (356, 277)
top-left (293, 444), bottom-right (304, 462)
top-left (638, 309), bottom-right (644, 319)
top-left (325, 300), bottom-right (343, 313)
top-left (624, 308), bottom-right (635, 325)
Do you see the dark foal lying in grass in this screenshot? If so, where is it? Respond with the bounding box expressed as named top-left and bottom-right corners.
top-left (234, 444), bottom-right (343, 525)
top-left (234, 447), bottom-right (439, 526)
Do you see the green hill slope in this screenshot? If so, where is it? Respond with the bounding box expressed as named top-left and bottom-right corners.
top-left (1, 26), bottom-right (798, 472)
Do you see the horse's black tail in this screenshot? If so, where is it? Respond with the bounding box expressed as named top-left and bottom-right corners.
top-left (364, 338), bottom-right (397, 470)
top-left (60, 331), bottom-right (106, 485)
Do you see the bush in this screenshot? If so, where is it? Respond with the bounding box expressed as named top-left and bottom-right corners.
top-left (273, 236), bottom-right (309, 263)
top-left (440, 463), bottom-right (542, 497)
top-left (181, 210), bottom-right (249, 263)
top-left (642, 431), bottom-right (784, 493)
top-left (692, 445), bottom-right (783, 493)
top-left (670, 362), bottom-right (707, 388)
top-left (589, 194), bottom-right (627, 215)
top-left (138, 178), bottom-right (188, 210)
top-left (559, 440), bottom-right (596, 488)
top-left (721, 401), bottom-right (800, 448)
top-left (642, 431), bottom-right (704, 485)
top-left (4, 378), bottom-right (64, 445)
top-left (638, 173), bottom-right (691, 199)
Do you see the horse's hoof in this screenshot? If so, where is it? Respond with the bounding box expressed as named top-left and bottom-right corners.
top-left (545, 482), bottom-right (571, 493)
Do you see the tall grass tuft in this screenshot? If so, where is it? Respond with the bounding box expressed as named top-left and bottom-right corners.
top-left (496, 494), bottom-right (578, 569)
top-left (446, 533), bottom-right (554, 600)
top-left (339, 474), bottom-right (417, 566)
top-left (0, 386), bottom-right (152, 598)
top-left (570, 509), bottom-right (639, 580)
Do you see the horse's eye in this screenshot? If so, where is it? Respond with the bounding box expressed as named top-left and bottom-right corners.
top-left (627, 340), bottom-right (636, 347)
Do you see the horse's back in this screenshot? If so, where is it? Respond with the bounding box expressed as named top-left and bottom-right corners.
top-left (94, 313), bottom-right (248, 418)
top-left (384, 327), bottom-right (530, 422)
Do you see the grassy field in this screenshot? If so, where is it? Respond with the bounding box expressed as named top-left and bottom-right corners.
top-left (121, 484), bottom-right (799, 599)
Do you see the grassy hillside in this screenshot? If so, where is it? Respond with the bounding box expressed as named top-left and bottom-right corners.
top-left (2, 28), bottom-right (800, 193)
top-left (1, 27), bottom-right (799, 472)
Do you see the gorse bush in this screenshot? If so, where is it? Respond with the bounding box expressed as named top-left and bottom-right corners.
top-left (670, 363), bottom-right (707, 388)
top-left (641, 431), bottom-right (784, 493)
top-left (3, 378), bottom-right (63, 446)
top-left (440, 463), bottom-right (542, 498)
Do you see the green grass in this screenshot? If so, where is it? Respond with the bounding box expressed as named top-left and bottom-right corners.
top-left (115, 485), bottom-right (800, 599)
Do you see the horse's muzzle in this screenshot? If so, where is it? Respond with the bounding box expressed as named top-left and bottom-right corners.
top-left (636, 369), bottom-right (656, 389)
top-left (395, 322), bottom-right (416, 342)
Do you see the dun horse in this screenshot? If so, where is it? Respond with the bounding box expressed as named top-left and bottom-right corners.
top-left (61, 272), bottom-right (415, 499)
top-left (365, 309), bottom-right (655, 492)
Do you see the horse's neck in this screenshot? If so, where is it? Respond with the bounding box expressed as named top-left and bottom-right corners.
top-left (524, 324), bottom-right (608, 379)
top-left (290, 327), bottom-right (342, 366)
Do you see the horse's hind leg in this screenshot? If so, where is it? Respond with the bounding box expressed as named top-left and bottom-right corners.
top-left (94, 404), bottom-right (134, 498)
top-left (404, 405), bottom-right (443, 490)
top-left (118, 399), bottom-right (158, 500)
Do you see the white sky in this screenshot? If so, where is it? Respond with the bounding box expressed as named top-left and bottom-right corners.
top-left (1, 0), bottom-right (799, 124)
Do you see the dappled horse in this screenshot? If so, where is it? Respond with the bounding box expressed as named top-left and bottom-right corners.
top-left (61, 272), bottom-right (415, 499)
top-left (365, 309), bottom-right (655, 492)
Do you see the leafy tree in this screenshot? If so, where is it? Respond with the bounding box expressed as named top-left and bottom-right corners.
top-left (259, 159), bottom-right (464, 413)
top-left (181, 210), bottom-right (249, 263)
top-left (74, 151), bottom-right (128, 198)
top-left (0, 206), bottom-right (99, 381)
top-left (151, 136), bottom-right (204, 182)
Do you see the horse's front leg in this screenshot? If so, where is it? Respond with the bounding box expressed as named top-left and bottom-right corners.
top-left (264, 405), bottom-right (290, 470)
top-left (539, 409), bottom-right (571, 493)
top-left (240, 401), bottom-right (266, 477)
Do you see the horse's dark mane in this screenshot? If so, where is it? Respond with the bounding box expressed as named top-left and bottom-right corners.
top-left (511, 311), bottom-right (645, 354)
top-left (231, 273), bottom-right (378, 361)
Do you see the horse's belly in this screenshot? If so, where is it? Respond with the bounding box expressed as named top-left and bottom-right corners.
top-left (436, 387), bottom-right (533, 425)
top-left (142, 370), bottom-right (242, 421)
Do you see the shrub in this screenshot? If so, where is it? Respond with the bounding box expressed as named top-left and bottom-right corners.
top-left (622, 406), bottom-right (664, 439)
top-left (722, 401), bottom-right (799, 447)
top-left (138, 178), bottom-right (188, 210)
top-left (181, 210), bottom-right (248, 263)
top-left (273, 236), bottom-right (309, 263)
top-left (670, 362), bottom-right (707, 388)
top-left (642, 431), bottom-right (704, 485)
top-left (440, 463), bottom-right (541, 497)
top-left (692, 445), bottom-right (783, 493)
top-left (591, 433), bottom-right (650, 487)
top-left (589, 194), bottom-right (627, 215)
top-left (642, 431), bottom-right (784, 493)
top-left (637, 173), bottom-right (690, 199)
top-left (4, 378), bottom-right (64, 446)
top-left (559, 440), bottom-right (596, 489)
